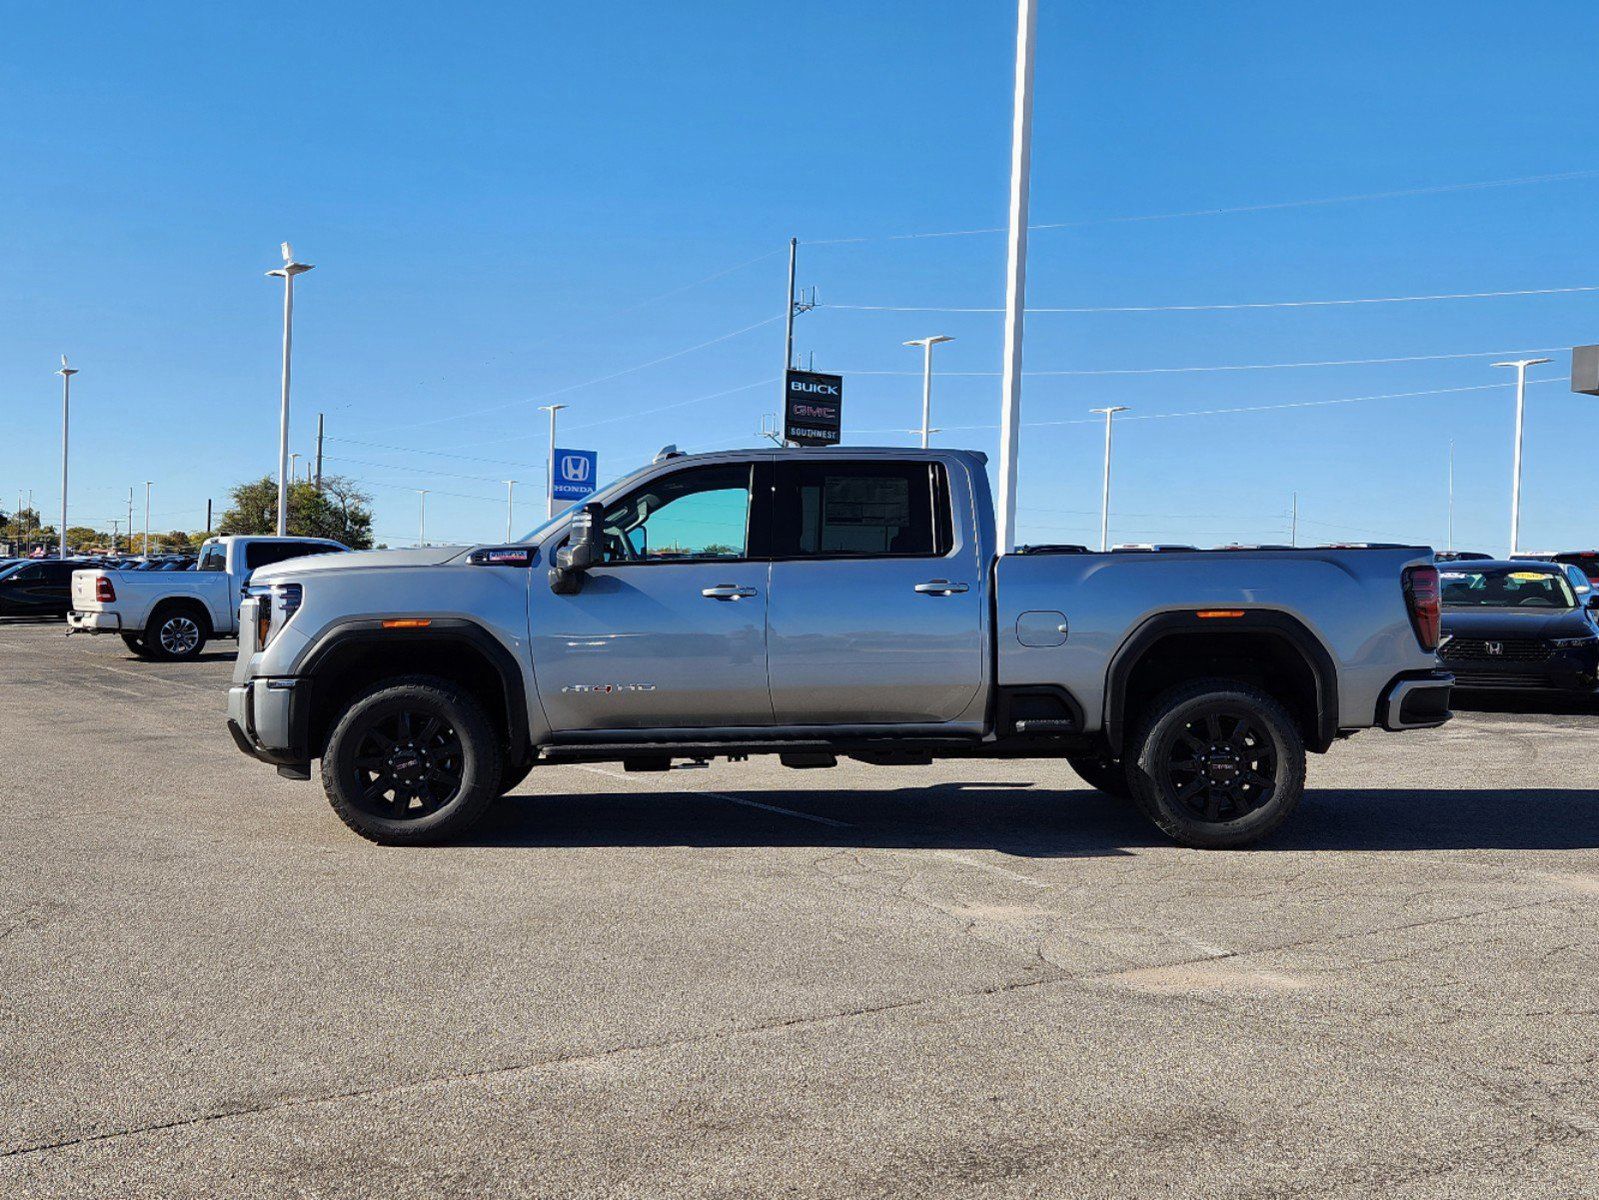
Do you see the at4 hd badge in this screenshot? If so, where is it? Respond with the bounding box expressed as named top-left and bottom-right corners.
top-left (783, 370), bottom-right (843, 447)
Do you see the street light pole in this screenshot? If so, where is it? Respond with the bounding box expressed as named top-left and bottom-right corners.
top-left (1493, 357), bottom-right (1551, 556)
top-left (417, 490), bottom-right (427, 546)
top-left (143, 481), bottom-right (152, 556)
top-left (56, 356), bottom-right (78, 558)
top-left (267, 243), bottom-right (314, 537)
top-left (1446, 440), bottom-right (1455, 553)
top-left (1090, 406), bottom-right (1129, 552)
top-left (903, 335), bottom-right (954, 449)
top-left (995, 0), bottom-right (1038, 555)
top-left (539, 404), bottom-right (567, 518)
top-left (504, 479), bottom-right (516, 540)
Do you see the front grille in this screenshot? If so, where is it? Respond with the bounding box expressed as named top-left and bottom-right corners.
top-left (1440, 637), bottom-right (1552, 663)
top-left (1449, 669), bottom-right (1551, 689)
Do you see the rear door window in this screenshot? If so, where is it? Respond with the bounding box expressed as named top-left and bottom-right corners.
top-left (773, 461), bottom-right (951, 558)
top-left (243, 541), bottom-right (342, 573)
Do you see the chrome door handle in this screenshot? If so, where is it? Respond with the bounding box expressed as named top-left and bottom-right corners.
top-left (701, 584), bottom-right (758, 600)
top-left (914, 580), bottom-right (969, 595)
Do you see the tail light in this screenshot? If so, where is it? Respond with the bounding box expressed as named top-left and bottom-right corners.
top-left (95, 576), bottom-right (115, 603)
top-left (1403, 565), bottom-right (1441, 652)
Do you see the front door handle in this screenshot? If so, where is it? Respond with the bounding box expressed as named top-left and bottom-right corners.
top-left (914, 580), bottom-right (970, 595)
top-left (701, 584), bottom-right (758, 600)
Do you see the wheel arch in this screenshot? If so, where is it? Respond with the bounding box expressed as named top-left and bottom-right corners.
top-left (147, 596), bottom-right (213, 638)
top-left (298, 619), bottom-right (530, 766)
top-left (1104, 610), bottom-right (1338, 755)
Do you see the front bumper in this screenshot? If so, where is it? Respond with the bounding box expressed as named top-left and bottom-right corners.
top-left (227, 677), bottom-right (311, 770)
top-left (1378, 670), bottom-right (1454, 731)
top-left (1443, 651), bottom-right (1599, 694)
top-left (66, 609), bottom-right (121, 633)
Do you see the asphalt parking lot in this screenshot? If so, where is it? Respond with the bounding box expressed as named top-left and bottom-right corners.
top-left (2, 619), bottom-right (1597, 1198)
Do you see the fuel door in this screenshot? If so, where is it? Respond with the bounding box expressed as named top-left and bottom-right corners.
top-left (1016, 610), bottom-right (1068, 647)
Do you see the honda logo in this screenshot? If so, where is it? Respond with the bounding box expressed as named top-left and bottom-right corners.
top-left (1485, 641), bottom-right (1503, 656)
top-left (561, 455), bottom-right (591, 483)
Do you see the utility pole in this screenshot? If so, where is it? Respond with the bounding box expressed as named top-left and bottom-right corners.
top-left (538, 404), bottom-right (567, 518)
top-left (143, 481), bottom-right (152, 556)
top-left (903, 335), bottom-right (954, 448)
top-left (995, 0), bottom-right (1038, 555)
top-left (1446, 441), bottom-right (1454, 552)
top-left (1494, 357), bottom-right (1551, 556)
top-left (417, 490), bottom-right (428, 546)
top-left (315, 412), bottom-right (325, 491)
top-left (504, 480), bottom-right (516, 541)
top-left (1291, 492), bottom-right (1298, 547)
top-left (205, 498), bottom-right (213, 534)
top-left (111, 519), bottom-right (120, 554)
top-left (267, 242), bottom-right (314, 537)
top-left (1090, 406), bottom-right (1129, 552)
top-left (57, 356), bottom-right (78, 558)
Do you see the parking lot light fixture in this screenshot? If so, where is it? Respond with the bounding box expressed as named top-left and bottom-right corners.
top-left (903, 335), bottom-right (954, 449)
top-left (1090, 405), bottom-right (1130, 552)
top-left (267, 243), bottom-right (314, 538)
top-left (56, 356), bottom-right (79, 559)
top-left (505, 480), bottom-right (516, 540)
top-left (417, 490), bottom-right (428, 547)
top-left (1493, 357), bottom-right (1552, 556)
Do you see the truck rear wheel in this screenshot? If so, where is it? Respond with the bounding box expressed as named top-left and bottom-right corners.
top-left (145, 604), bottom-right (209, 661)
top-left (120, 632), bottom-right (151, 657)
top-left (1126, 679), bottom-right (1305, 849)
top-left (320, 675), bottom-right (502, 845)
top-left (1064, 753), bottom-right (1132, 800)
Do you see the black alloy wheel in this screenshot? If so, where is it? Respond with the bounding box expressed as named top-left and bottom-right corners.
top-left (1162, 709), bottom-right (1277, 822)
top-left (350, 709), bottom-right (465, 820)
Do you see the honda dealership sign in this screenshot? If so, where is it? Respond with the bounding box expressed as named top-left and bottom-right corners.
top-left (551, 448), bottom-right (598, 502)
top-left (783, 370), bottom-right (843, 447)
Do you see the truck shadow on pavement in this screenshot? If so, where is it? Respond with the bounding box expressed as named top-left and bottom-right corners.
top-left (477, 782), bottom-right (1599, 856)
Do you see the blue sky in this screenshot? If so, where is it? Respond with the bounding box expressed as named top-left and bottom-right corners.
top-left (3, 1), bottom-right (1598, 552)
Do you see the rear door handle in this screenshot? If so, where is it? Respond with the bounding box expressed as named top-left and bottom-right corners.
top-left (701, 584), bottom-right (758, 600)
top-left (914, 580), bottom-right (969, 595)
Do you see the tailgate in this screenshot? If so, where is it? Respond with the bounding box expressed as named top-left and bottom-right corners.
top-left (70, 569), bottom-right (108, 611)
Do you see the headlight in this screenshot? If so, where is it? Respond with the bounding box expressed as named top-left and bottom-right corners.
top-left (251, 582), bottom-right (303, 648)
top-left (1551, 635), bottom-right (1597, 649)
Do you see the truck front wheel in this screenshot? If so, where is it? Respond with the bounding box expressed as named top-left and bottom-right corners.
top-left (320, 675), bottom-right (502, 845)
top-left (1126, 679), bottom-right (1305, 849)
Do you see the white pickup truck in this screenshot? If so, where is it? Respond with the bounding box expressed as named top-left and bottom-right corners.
top-left (68, 535), bottom-right (346, 660)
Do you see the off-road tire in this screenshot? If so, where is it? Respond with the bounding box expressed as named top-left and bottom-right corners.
top-left (320, 675), bottom-right (501, 845)
top-left (1126, 678), bottom-right (1305, 849)
top-left (1064, 753), bottom-right (1133, 800)
top-left (144, 603), bottom-right (209, 661)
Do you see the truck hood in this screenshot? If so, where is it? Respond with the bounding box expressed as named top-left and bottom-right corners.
top-left (1440, 609), bottom-right (1593, 639)
top-left (251, 545), bottom-right (471, 582)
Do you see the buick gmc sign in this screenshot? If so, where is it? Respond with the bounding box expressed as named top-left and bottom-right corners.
top-left (783, 370), bottom-right (843, 447)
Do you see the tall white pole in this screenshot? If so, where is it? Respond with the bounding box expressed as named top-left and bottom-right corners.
top-left (57, 357), bottom-right (78, 558)
top-left (418, 490), bottom-right (427, 546)
top-left (268, 244), bottom-right (314, 537)
top-left (127, 488), bottom-right (133, 553)
top-left (1291, 491), bottom-right (1298, 547)
top-left (1446, 440), bottom-right (1455, 552)
top-left (1090, 406), bottom-right (1128, 551)
top-left (143, 481), bottom-right (152, 556)
top-left (995, 0), bottom-right (1038, 555)
top-left (1495, 357), bottom-right (1550, 557)
top-left (505, 480), bottom-right (516, 540)
top-left (539, 404), bottom-right (567, 518)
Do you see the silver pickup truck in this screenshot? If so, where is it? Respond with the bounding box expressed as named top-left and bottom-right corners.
top-left (226, 448), bottom-right (1452, 848)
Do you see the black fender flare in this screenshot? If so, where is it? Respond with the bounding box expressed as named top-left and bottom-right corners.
top-left (1103, 609), bottom-right (1339, 754)
top-left (298, 618), bottom-right (530, 765)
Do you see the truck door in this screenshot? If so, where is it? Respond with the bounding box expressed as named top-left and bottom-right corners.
top-left (528, 461), bottom-right (774, 732)
top-left (765, 459), bottom-right (985, 725)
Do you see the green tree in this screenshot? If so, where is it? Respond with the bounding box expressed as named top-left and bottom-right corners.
top-left (215, 475), bottom-right (373, 550)
top-left (65, 526), bottom-right (103, 551)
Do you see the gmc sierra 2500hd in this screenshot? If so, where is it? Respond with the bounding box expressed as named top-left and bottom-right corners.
top-left (226, 448), bottom-right (1452, 848)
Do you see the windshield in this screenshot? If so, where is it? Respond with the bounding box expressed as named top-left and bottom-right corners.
top-left (512, 461), bottom-right (661, 543)
top-left (1440, 567), bottom-right (1577, 610)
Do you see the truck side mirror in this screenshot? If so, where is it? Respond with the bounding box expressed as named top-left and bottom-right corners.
top-left (549, 501), bottom-right (604, 594)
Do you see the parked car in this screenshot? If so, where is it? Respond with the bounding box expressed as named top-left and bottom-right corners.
top-left (1436, 550), bottom-right (1493, 563)
top-left (67, 535), bottom-right (346, 660)
top-left (225, 447), bottom-right (1452, 849)
top-left (1438, 561), bottom-right (1599, 694)
top-left (0, 558), bottom-right (78, 618)
top-left (1514, 550), bottom-right (1599, 585)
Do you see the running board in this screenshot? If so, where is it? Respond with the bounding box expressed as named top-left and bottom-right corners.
top-left (539, 736), bottom-right (981, 764)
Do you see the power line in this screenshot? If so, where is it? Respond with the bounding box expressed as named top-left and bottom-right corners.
top-left (822, 284), bottom-right (1599, 315)
top-left (803, 168), bottom-right (1599, 245)
top-left (390, 314), bottom-right (783, 432)
top-left (836, 347), bottom-right (1572, 378)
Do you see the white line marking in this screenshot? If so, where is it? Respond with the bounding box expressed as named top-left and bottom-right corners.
top-left (933, 850), bottom-right (1052, 890)
top-left (568, 764), bottom-right (854, 828)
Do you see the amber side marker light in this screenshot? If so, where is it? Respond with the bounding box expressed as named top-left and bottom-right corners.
top-left (381, 618), bottom-right (433, 629)
top-left (1195, 610), bottom-right (1246, 619)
